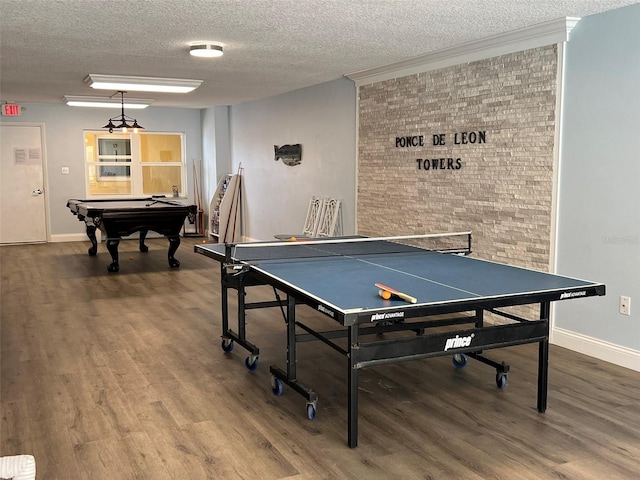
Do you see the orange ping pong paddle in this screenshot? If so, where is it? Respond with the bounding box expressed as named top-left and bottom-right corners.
top-left (375, 283), bottom-right (417, 304)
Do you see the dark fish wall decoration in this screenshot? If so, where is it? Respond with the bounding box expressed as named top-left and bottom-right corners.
top-left (274, 144), bottom-right (302, 166)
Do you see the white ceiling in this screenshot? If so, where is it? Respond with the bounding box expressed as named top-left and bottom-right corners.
top-left (1, 0), bottom-right (637, 109)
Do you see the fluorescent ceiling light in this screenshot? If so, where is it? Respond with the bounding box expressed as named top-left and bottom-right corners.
top-left (190, 43), bottom-right (224, 58)
top-left (64, 95), bottom-right (152, 109)
top-left (85, 74), bottom-right (202, 93)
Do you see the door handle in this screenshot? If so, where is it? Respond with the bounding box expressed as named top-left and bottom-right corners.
top-left (32, 188), bottom-right (44, 196)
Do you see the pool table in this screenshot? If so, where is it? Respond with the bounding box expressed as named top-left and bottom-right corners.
top-left (67, 197), bottom-right (197, 272)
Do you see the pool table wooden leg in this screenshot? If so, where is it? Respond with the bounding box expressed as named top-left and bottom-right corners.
top-left (106, 239), bottom-right (120, 272)
top-left (139, 229), bottom-right (149, 252)
top-left (85, 225), bottom-right (98, 256)
top-left (167, 236), bottom-right (181, 268)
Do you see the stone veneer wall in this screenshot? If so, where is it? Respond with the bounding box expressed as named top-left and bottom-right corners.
top-left (357, 45), bottom-right (557, 272)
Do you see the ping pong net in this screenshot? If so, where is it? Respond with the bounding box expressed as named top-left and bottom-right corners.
top-left (223, 232), bottom-right (472, 264)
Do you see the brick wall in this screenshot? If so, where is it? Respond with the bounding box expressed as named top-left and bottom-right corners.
top-left (357, 45), bottom-right (557, 272)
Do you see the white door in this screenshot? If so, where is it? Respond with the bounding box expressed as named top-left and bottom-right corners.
top-left (0, 123), bottom-right (48, 243)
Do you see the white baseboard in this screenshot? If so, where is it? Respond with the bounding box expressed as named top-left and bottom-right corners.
top-left (552, 327), bottom-right (640, 372)
top-left (51, 233), bottom-right (88, 243)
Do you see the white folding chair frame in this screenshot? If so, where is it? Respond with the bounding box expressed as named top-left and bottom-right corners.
top-left (275, 195), bottom-right (342, 239)
top-left (301, 196), bottom-right (325, 237)
top-left (316, 197), bottom-right (342, 237)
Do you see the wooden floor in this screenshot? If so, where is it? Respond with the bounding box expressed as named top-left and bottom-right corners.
top-left (1, 238), bottom-right (639, 479)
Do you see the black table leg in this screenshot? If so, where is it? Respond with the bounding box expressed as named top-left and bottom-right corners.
top-left (269, 295), bottom-right (317, 421)
top-left (537, 302), bottom-right (550, 412)
top-left (139, 229), bottom-right (149, 252)
top-left (86, 225), bottom-right (98, 256)
top-left (348, 324), bottom-right (359, 448)
top-left (106, 238), bottom-right (120, 272)
top-left (538, 339), bottom-right (549, 412)
top-left (221, 264), bottom-right (230, 336)
top-left (167, 235), bottom-right (181, 268)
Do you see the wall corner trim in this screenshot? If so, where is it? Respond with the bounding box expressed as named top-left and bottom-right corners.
top-left (346, 17), bottom-right (581, 87)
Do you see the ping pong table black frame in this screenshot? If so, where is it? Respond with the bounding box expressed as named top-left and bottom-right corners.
top-left (197, 243), bottom-right (605, 448)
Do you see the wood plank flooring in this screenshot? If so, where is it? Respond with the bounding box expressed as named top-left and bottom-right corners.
top-left (1, 238), bottom-right (639, 479)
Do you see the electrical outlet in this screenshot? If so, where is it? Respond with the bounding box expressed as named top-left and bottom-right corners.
top-left (619, 296), bottom-right (631, 316)
top-left (61, 166), bottom-right (70, 174)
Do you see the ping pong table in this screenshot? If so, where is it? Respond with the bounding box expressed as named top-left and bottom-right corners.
top-left (194, 233), bottom-right (605, 448)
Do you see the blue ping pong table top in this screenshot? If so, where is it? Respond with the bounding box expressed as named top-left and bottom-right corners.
top-left (195, 242), bottom-right (605, 317)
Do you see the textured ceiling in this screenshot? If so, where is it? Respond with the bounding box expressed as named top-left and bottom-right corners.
top-left (0, 0), bottom-right (637, 109)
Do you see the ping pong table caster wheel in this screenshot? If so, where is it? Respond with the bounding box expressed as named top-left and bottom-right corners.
top-left (221, 338), bottom-right (234, 353)
top-left (496, 372), bottom-right (507, 389)
top-left (271, 377), bottom-right (284, 396)
top-left (245, 355), bottom-right (259, 371)
top-left (452, 353), bottom-right (468, 369)
top-left (306, 402), bottom-right (317, 421)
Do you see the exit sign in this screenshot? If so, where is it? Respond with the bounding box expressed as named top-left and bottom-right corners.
top-left (1, 104), bottom-right (22, 116)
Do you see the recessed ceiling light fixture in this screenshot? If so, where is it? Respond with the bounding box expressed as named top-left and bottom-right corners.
top-left (64, 95), bottom-right (152, 109)
top-left (190, 42), bottom-right (224, 58)
top-left (85, 74), bottom-right (202, 93)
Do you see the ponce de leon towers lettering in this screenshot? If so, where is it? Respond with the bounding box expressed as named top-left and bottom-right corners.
top-left (395, 131), bottom-right (486, 147)
top-left (394, 131), bottom-right (487, 171)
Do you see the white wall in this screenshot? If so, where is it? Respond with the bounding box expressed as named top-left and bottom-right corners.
top-left (225, 78), bottom-right (356, 241)
top-left (1, 104), bottom-right (202, 237)
top-left (554, 3), bottom-right (640, 369)
top-left (201, 106), bottom-right (231, 222)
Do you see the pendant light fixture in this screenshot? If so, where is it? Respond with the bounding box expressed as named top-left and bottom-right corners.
top-left (103, 91), bottom-right (144, 133)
